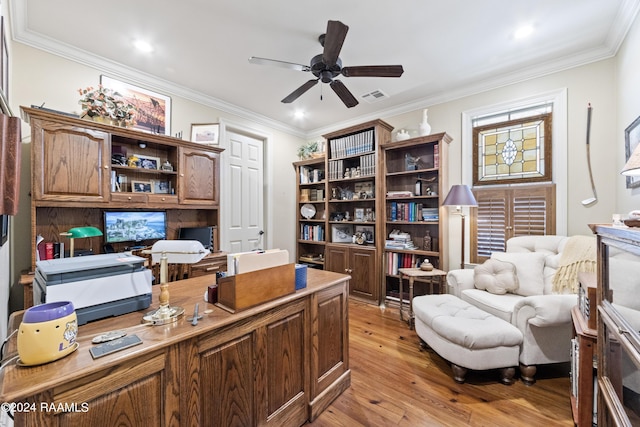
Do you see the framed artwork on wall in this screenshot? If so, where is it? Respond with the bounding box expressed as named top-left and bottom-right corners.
top-left (625, 114), bottom-right (640, 189)
top-left (191, 123), bottom-right (220, 145)
top-left (101, 75), bottom-right (171, 135)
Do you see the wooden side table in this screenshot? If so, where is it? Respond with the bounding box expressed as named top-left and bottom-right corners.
top-left (397, 267), bottom-right (447, 328)
top-left (20, 272), bottom-right (35, 309)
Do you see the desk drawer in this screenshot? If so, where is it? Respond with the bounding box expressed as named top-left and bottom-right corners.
top-left (190, 258), bottom-right (227, 278)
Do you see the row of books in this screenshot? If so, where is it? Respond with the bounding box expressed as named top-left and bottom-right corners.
top-left (385, 239), bottom-right (418, 251)
top-left (385, 252), bottom-right (427, 275)
top-left (299, 166), bottom-right (324, 184)
top-left (433, 144), bottom-right (440, 169)
top-left (328, 153), bottom-right (376, 180)
top-left (329, 129), bottom-right (374, 158)
top-left (36, 241), bottom-right (65, 260)
top-left (388, 202), bottom-right (439, 222)
top-left (300, 224), bottom-right (324, 242)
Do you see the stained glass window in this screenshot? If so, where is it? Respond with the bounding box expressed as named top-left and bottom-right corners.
top-left (473, 112), bottom-right (552, 185)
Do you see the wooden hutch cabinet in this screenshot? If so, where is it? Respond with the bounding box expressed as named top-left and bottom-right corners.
top-left (23, 106), bottom-right (224, 269)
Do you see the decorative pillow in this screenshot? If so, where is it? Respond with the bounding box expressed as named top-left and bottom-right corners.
top-left (491, 252), bottom-right (547, 296)
top-left (473, 259), bottom-right (518, 295)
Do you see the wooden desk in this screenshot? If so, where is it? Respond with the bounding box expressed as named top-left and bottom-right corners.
top-left (0, 269), bottom-right (351, 426)
top-left (398, 267), bottom-right (447, 328)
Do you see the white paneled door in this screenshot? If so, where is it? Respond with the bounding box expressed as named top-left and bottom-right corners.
top-left (225, 130), bottom-right (264, 253)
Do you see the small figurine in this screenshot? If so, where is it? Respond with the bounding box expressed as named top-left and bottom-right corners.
top-left (161, 160), bottom-right (174, 171)
top-left (127, 155), bottom-right (139, 167)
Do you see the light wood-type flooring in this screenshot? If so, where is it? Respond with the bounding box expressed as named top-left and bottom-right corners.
top-left (308, 299), bottom-right (574, 426)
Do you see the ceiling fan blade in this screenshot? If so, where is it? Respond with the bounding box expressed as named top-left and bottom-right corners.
top-left (248, 56), bottom-right (311, 72)
top-left (330, 80), bottom-right (358, 108)
top-left (281, 79), bottom-right (319, 103)
top-left (341, 65), bottom-right (405, 78)
top-left (323, 20), bottom-right (349, 67)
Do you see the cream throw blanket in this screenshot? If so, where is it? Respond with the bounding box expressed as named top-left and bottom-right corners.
top-left (551, 235), bottom-right (597, 293)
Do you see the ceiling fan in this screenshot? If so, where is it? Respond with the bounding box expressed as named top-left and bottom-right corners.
top-left (249, 20), bottom-right (404, 108)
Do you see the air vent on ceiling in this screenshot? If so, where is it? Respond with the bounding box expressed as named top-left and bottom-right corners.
top-left (360, 89), bottom-right (389, 103)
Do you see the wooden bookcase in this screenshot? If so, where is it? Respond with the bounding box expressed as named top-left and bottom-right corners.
top-left (380, 133), bottom-right (450, 303)
top-left (293, 156), bottom-right (327, 269)
top-left (23, 106), bottom-right (224, 270)
top-left (322, 119), bottom-right (392, 303)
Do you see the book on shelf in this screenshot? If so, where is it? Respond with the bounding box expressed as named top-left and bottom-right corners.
top-left (300, 224), bottom-right (324, 241)
top-left (329, 129), bottom-right (374, 158)
top-left (299, 253), bottom-right (323, 262)
top-left (386, 190), bottom-right (413, 198)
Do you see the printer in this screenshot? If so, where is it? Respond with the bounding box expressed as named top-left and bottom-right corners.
top-left (34, 253), bottom-right (153, 325)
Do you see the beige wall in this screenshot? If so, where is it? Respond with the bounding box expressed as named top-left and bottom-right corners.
top-left (380, 59), bottom-right (617, 269)
top-left (617, 9), bottom-right (640, 214)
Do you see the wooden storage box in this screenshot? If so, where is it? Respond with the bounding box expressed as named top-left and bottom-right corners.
top-left (216, 263), bottom-right (296, 313)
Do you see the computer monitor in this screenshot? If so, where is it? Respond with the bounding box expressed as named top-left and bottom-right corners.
top-left (104, 211), bottom-right (167, 244)
top-left (178, 226), bottom-right (215, 251)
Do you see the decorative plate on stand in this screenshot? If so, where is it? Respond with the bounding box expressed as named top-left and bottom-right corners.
top-left (301, 203), bottom-right (316, 219)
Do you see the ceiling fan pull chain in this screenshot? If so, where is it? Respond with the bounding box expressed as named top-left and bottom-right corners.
top-left (320, 84), bottom-right (323, 101)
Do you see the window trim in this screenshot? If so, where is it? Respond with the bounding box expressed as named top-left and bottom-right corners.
top-left (461, 88), bottom-right (567, 236)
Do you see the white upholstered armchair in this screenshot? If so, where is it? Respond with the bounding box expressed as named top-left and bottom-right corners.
top-left (446, 235), bottom-right (595, 384)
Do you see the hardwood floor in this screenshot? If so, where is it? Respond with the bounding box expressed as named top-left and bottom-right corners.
top-left (308, 299), bottom-right (574, 427)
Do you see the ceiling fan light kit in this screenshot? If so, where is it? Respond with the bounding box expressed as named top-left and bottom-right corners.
top-left (249, 20), bottom-right (404, 108)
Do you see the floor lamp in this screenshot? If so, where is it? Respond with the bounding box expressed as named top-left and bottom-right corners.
top-left (442, 185), bottom-right (478, 270)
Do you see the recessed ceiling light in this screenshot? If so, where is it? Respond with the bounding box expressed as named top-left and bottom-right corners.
top-left (514, 25), bottom-right (534, 39)
top-left (294, 110), bottom-right (305, 119)
top-left (134, 40), bottom-right (154, 53)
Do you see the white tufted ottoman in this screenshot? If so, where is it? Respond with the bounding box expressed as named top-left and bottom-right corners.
top-left (413, 294), bottom-right (523, 385)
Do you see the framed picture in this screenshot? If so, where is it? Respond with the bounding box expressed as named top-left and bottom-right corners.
top-left (0, 215), bottom-right (7, 247)
top-left (354, 208), bottom-right (365, 221)
top-left (153, 180), bottom-right (170, 194)
top-left (132, 180), bottom-right (153, 193)
top-left (355, 225), bottom-right (374, 244)
top-left (331, 224), bottom-right (353, 243)
top-left (101, 75), bottom-right (171, 135)
top-left (625, 115), bottom-right (640, 188)
top-left (191, 123), bottom-right (220, 145)
top-left (135, 154), bottom-right (160, 170)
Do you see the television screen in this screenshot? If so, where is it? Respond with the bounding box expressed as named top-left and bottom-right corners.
top-left (104, 211), bottom-right (167, 244)
top-left (178, 226), bottom-right (214, 250)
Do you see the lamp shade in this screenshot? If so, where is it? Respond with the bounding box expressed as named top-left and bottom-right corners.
top-left (61, 226), bottom-right (103, 238)
top-left (622, 144), bottom-right (640, 176)
top-left (150, 240), bottom-right (209, 264)
top-left (442, 185), bottom-right (478, 207)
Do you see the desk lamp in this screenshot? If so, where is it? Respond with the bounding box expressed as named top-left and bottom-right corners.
top-left (142, 240), bottom-right (209, 325)
top-left (442, 185), bottom-right (478, 270)
top-left (59, 226), bottom-right (103, 257)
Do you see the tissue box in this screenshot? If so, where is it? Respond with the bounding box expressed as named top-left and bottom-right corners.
top-left (295, 264), bottom-right (307, 290)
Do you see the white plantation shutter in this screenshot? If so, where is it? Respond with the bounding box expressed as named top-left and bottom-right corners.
top-left (474, 189), bottom-right (508, 258)
top-left (471, 184), bottom-right (555, 263)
